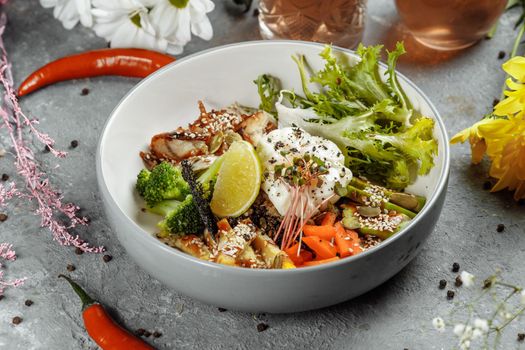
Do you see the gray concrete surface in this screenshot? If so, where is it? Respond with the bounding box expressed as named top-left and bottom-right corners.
top-left (1, 1), bottom-right (524, 349)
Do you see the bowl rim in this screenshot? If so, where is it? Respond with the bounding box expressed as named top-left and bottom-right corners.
top-left (96, 40), bottom-right (451, 275)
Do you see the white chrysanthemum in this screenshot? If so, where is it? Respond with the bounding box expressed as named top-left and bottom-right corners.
top-left (460, 271), bottom-right (475, 288)
top-left (91, 0), bottom-right (172, 53)
top-left (149, 0), bottom-right (214, 47)
top-left (432, 317), bottom-right (446, 332)
top-left (40, 0), bottom-right (93, 29)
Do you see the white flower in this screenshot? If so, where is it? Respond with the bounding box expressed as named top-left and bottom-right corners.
top-left (460, 340), bottom-right (471, 350)
top-left (520, 290), bottom-right (525, 305)
top-left (460, 271), bottom-right (475, 288)
top-left (40, 0), bottom-right (93, 29)
top-left (471, 329), bottom-right (483, 340)
top-left (473, 318), bottom-right (489, 333)
top-left (149, 0), bottom-right (214, 47)
top-left (432, 317), bottom-right (446, 332)
top-left (454, 324), bottom-right (466, 337)
top-left (92, 0), bottom-right (171, 53)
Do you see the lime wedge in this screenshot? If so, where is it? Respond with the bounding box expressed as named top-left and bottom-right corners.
top-left (210, 141), bottom-right (262, 217)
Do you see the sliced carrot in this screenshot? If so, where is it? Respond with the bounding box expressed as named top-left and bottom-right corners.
top-left (302, 236), bottom-right (337, 260)
top-left (303, 257), bottom-right (340, 266)
top-left (217, 218), bottom-right (232, 231)
top-left (321, 212), bottom-right (337, 226)
top-left (334, 222), bottom-right (363, 258)
top-left (303, 225), bottom-right (336, 240)
top-left (284, 243), bottom-right (303, 265)
top-left (299, 249), bottom-right (313, 262)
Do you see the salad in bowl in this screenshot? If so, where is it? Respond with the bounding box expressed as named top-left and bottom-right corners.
top-left (133, 43), bottom-right (437, 269)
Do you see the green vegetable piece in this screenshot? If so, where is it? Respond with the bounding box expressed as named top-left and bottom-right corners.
top-left (137, 162), bottom-right (190, 207)
top-left (157, 195), bottom-right (204, 234)
top-left (254, 74), bottom-right (282, 116)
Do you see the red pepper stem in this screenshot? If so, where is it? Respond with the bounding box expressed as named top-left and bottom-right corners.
top-left (59, 274), bottom-right (96, 311)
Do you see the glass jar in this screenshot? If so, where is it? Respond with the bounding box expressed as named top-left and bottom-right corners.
top-left (258, 0), bottom-right (367, 49)
top-left (395, 0), bottom-right (507, 51)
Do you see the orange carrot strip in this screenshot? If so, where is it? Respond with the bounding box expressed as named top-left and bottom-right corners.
top-left (334, 222), bottom-right (355, 258)
top-left (299, 250), bottom-right (313, 262)
top-left (303, 225), bottom-right (336, 240)
top-left (303, 257), bottom-right (340, 266)
top-left (302, 236), bottom-right (337, 260)
top-left (284, 243), bottom-right (303, 265)
top-left (217, 218), bottom-right (232, 231)
top-left (321, 212), bottom-right (337, 226)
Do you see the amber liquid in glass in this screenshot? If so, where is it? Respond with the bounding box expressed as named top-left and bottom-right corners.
top-left (259, 0), bottom-right (366, 49)
top-left (395, 0), bottom-right (507, 50)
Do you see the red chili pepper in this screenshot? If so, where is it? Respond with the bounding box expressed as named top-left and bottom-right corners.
top-left (59, 274), bottom-right (155, 350)
top-left (18, 48), bottom-right (175, 97)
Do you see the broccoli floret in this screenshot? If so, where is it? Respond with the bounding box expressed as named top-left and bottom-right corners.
top-left (137, 162), bottom-right (190, 207)
top-left (156, 195), bottom-right (204, 234)
top-left (136, 169), bottom-right (150, 197)
top-left (138, 157), bottom-right (225, 235)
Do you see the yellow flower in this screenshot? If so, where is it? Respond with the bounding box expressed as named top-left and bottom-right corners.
top-left (452, 55), bottom-right (525, 200)
top-left (450, 118), bottom-right (491, 164)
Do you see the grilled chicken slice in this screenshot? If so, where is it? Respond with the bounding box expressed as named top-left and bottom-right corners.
top-left (140, 102), bottom-right (276, 168)
top-left (159, 234), bottom-right (211, 260)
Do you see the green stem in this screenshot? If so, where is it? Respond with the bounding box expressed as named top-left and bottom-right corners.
top-left (490, 306), bottom-right (525, 333)
top-left (59, 274), bottom-right (96, 311)
top-left (346, 184), bottom-right (417, 218)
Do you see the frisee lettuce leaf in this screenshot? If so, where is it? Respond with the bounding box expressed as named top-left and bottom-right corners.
top-left (255, 42), bottom-right (438, 190)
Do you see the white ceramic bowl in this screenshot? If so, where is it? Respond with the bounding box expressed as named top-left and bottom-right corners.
top-left (97, 41), bottom-right (450, 313)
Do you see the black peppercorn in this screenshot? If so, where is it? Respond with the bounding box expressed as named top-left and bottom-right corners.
top-left (483, 181), bottom-right (492, 190)
top-left (452, 262), bottom-right (460, 272)
top-left (66, 264), bottom-right (76, 272)
top-left (12, 316), bottom-right (22, 325)
top-left (455, 276), bottom-right (463, 287)
top-left (447, 290), bottom-right (455, 300)
top-left (80, 88), bottom-right (90, 96)
top-left (439, 279), bottom-right (447, 289)
top-left (153, 331), bottom-right (162, 338)
top-left (0, 213), bottom-right (7, 222)
top-left (498, 51), bottom-right (506, 60)
top-left (103, 255), bottom-right (112, 263)
top-left (1, 173), bottom-right (8, 181)
top-left (257, 322), bottom-right (269, 332)
top-left (74, 247), bottom-right (83, 255)
top-left (497, 224), bottom-right (505, 233)
top-left (24, 299), bottom-right (33, 307)
top-left (70, 140), bottom-right (79, 149)
top-left (518, 333), bottom-right (525, 341)
top-left (218, 307), bottom-right (227, 312)
top-left (143, 330), bottom-right (152, 338)
top-left (135, 328), bottom-right (146, 336)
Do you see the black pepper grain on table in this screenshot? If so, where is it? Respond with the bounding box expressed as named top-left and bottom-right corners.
top-left (0, 213), bottom-right (7, 222)
top-left (452, 262), bottom-right (460, 273)
top-left (257, 322), bottom-right (269, 332)
top-left (497, 224), bottom-right (505, 233)
top-left (102, 254), bottom-right (112, 263)
top-left (74, 247), bottom-right (83, 255)
top-left (70, 140), bottom-right (79, 149)
top-left (439, 279), bottom-right (447, 289)
top-left (1, 173), bottom-right (8, 181)
top-left (518, 333), bottom-right (525, 342)
top-left (447, 290), bottom-right (455, 300)
top-left (24, 299), bottom-right (33, 307)
top-left (12, 316), bottom-right (22, 325)
top-left (66, 264), bottom-right (75, 272)
top-left (455, 275), bottom-right (463, 287)
top-left (80, 88), bottom-right (89, 96)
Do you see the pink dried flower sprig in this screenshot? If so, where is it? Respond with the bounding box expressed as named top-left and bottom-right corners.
top-left (0, 243), bottom-right (26, 295)
top-left (0, 11), bottom-right (103, 253)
